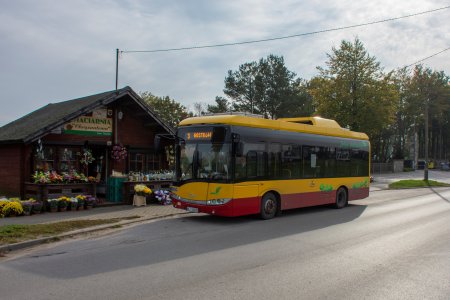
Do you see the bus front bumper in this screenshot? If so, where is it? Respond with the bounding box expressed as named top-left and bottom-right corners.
top-left (172, 199), bottom-right (235, 216)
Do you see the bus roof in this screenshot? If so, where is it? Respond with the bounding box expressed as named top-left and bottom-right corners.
top-left (179, 115), bottom-right (369, 140)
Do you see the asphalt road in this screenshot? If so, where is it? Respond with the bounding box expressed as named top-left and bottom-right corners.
top-left (1, 188), bottom-right (449, 300)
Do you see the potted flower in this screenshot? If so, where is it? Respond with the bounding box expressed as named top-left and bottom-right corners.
top-left (84, 195), bottom-right (96, 209)
top-left (76, 195), bottom-right (86, 210)
top-left (21, 200), bottom-right (33, 216)
top-left (47, 199), bottom-right (59, 212)
top-left (31, 200), bottom-right (43, 214)
top-left (57, 196), bottom-right (69, 212)
top-left (2, 201), bottom-right (24, 217)
top-left (133, 184), bottom-right (152, 206)
top-left (69, 197), bottom-right (78, 211)
top-left (0, 199), bottom-right (9, 218)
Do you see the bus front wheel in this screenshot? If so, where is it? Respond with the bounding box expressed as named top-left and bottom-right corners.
top-left (335, 187), bottom-right (348, 209)
top-left (260, 193), bottom-right (277, 220)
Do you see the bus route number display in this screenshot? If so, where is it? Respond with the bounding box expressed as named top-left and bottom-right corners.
top-left (185, 131), bottom-right (212, 140)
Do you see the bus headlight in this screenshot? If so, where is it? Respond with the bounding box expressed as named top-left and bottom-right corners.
top-left (171, 193), bottom-right (181, 201)
top-left (206, 198), bottom-right (231, 205)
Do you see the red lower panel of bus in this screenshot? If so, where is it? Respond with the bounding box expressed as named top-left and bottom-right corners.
top-left (172, 187), bottom-right (369, 217)
top-left (172, 196), bottom-right (260, 217)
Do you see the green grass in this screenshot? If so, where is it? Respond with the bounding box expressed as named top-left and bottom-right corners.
top-left (0, 216), bottom-right (140, 245)
top-left (389, 179), bottom-right (450, 189)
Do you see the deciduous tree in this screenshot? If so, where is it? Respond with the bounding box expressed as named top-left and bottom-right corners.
top-left (140, 92), bottom-right (191, 128)
top-left (309, 38), bottom-right (398, 160)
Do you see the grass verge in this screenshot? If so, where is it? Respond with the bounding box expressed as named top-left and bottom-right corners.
top-left (389, 179), bottom-right (450, 189)
top-left (0, 216), bottom-right (140, 245)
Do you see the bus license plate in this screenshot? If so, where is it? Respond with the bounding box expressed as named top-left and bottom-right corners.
top-left (187, 207), bottom-right (198, 213)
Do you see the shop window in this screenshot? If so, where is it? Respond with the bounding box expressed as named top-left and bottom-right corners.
top-left (129, 153), bottom-right (145, 172)
top-left (129, 151), bottom-right (161, 173)
top-left (146, 153), bottom-right (161, 171)
top-left (35, 146), bottom-right (55, 172)
top-left (58, 147), bottom-right (79, 172)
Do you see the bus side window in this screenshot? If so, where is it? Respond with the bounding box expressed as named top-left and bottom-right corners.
top-left (303, 146), bottom-right (316, 178)
top-left (246, 151), bottom-right (257, 178)
top-left (246, 150), bottom-right (267, 178)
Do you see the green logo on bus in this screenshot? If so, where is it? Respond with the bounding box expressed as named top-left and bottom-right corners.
top-left (352, 179), bottom-right (369, 189)
top-left (210, 186), bottom-right (222, 195)
top-left (320, 184), bottom-right (333, 192)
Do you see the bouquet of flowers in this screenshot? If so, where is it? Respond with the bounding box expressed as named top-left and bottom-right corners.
top-left (134, 184), bottom-right (152, 196)
top-left (111, 144), bottom-right (127, 161)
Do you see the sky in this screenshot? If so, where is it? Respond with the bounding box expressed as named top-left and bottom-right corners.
top-left (0, 0), bottom-right (449, 127)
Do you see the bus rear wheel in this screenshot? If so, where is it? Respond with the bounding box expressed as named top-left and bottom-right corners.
top-left (335, 187), bottom-right (347, 209)
top-left (260, 193), bottom-right (277, 220)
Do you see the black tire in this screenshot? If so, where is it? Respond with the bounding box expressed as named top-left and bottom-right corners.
top-left (335, 187), bottom-right (347, 209)
top-left (260, 193), bottom-right (278, 220)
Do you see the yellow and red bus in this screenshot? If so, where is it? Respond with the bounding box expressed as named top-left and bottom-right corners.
top-left (170, 114), bottom-right (370, 219)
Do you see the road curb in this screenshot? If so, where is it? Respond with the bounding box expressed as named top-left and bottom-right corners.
top-left (0, 211), bottom-right (188, 254)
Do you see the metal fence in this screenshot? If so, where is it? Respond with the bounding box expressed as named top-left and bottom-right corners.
top-left (371, 162), bottom-right (393, 175)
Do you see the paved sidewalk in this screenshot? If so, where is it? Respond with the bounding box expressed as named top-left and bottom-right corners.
top-left (0, 203), bottom-right (186, 226)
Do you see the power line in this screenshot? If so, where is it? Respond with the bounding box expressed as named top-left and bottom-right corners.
top-left (404, 47), bottom-right (450, 68)
top-left (121, 5), bottom-right (450, 54)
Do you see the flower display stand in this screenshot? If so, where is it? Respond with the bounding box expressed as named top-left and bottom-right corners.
top-left (24, 182), bottom-right (96, 201)
top-left (133, 195), bottom-right (146, 206)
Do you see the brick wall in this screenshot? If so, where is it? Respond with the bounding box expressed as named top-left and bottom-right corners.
top-left (0, 144), bottom-right (22, 197)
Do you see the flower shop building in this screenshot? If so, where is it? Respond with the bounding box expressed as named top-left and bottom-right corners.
top-left (0, 86), bottom-right (174, 203)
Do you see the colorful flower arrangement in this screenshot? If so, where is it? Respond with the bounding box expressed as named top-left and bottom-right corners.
top-left (111, 144), bottom-right (127, 161)
top-left (134, 184), bottom-right (152, 196)
top-left (32, 170), bottom-right (91, 184)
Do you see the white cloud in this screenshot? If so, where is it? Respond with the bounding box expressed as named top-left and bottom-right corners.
top-left (0, 0), bottom-right (448, 126)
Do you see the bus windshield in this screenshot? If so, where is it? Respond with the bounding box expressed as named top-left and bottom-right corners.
top-left (179, 142), bottom-right (231, 182)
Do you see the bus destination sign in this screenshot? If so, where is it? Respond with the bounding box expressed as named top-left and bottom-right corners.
top-left (186, 131), bottom-right (213, 140)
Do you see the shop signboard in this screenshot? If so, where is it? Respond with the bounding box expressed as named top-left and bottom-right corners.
top-left (64, 109), bottom-right (112, 136)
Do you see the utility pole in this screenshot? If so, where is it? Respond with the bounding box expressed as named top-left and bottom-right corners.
top-left (424, 98), bottom-right (429, 181)
top-left (115, 48), bottom-right (119, 92)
